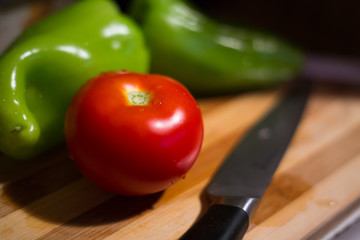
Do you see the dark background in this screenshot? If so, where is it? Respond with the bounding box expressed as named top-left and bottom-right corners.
top-left (1, 0), bottom-right (359, 58)
top-left (116, 0), bottom-right (360, 59)
top-left (191, 0), bottom-right (360, 58)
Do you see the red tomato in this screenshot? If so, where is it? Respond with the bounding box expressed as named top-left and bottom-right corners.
top-left (64, 71), bottom-right (204, 196)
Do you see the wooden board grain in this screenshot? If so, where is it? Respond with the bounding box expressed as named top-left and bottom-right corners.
top-left (1, 84), bottom-right (360, 240)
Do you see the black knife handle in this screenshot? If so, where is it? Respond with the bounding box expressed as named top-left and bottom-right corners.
top-left (180, 204), bottom-right (249, 240)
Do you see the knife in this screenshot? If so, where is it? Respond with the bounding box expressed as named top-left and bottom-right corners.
top-left (180, 81), bottom-right (310, 240)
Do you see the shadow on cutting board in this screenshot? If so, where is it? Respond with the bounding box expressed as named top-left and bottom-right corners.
top-left (1, 148), bottom-right (162, 226)
top-left (1, 83), bottom-right (359, 229)
top-left (194, 82), bottom-right (360, 229)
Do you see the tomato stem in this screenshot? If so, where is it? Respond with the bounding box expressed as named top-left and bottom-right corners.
top-left (127, 91), bottom-right (149, 105)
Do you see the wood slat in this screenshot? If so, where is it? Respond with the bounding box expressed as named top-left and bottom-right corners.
top-left (245, 153), bottom-right (360, 240)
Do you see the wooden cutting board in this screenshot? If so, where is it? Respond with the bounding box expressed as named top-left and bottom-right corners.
top-left (1, 83), bottom-right (360, 240)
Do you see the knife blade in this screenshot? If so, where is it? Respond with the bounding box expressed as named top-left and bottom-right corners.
top-left (180, 82), bottom-right (310, 240)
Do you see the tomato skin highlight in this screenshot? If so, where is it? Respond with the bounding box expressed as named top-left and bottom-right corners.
top-left (64, 71), bottom-right (204, 196)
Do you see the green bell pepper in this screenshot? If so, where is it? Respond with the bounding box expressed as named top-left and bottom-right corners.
top-left (0, 0), bottom-right (149, 160)
top-left (129, 0), bottom-right (303, 95)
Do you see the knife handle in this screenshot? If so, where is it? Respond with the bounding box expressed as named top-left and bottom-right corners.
top-left (180, 204), bottom-right (249, 240)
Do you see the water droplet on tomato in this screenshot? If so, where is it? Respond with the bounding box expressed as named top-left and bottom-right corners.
top-left (153, 98), bottom-right (163, 105)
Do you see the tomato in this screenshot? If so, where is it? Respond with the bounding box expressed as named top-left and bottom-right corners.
top-left (64, 71), bottom-right (204, 196)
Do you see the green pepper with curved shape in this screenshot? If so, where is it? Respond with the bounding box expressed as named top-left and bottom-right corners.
top-left (0, 0), bottom-right (149, 160)
top-left (129, 0), bottom-right (303, 95)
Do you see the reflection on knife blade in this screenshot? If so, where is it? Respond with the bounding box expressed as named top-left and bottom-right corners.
top-left (180, 81), bottom-right (310, 240)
